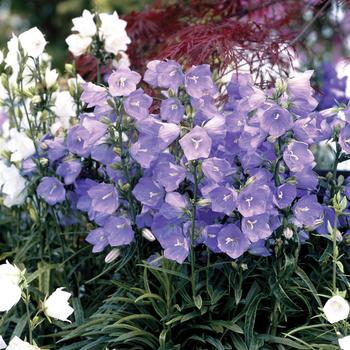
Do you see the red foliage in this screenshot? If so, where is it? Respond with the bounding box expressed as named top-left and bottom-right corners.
top-left (75, 0), bottom-right (327, 82)
top-left (124, 1), bottom-right (322, 73)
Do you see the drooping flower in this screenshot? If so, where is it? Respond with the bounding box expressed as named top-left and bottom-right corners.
top-left (44, 288), bottom-right (74, 323)
top-left (132, 177), bottom-right (164, 209)
top-left (37, 177), bottom-right (66, 205)
top-left (65, 34), bottom-right (92, 57)
top-left (323, 295), bottom-right (350, 324)
top-left (273, 183), bottom-right (296, 209)
top-left (204, 224), bottom-right (222, 253)
top-left (18, 27), bottom-right (47, 58)
top-left (0, 261), bottom-right (21, 285)
top-left (159, 192), bottom-right (188, 220)
top-left (81, 82), bottom-right (108, 108)
top-left (152, 160), bottom-right (186, 192)
top-left (0, 162), bottom-right (27, 208)
top-left (156, 60), bottom-right (185, 91)
top-left (293, 195), bottom-right (324, 229)
top-left (179, 126), bottom-right (212, 161)
top-left (217, 224), bottom-right (250, 259)
top-left (103, 216), bottom-right (134, 246)
top-left (108, 68), bottom-right (141, 97)
top-left (339, 124), bottom-right (350, 154)
top-left (86, 228), bottom-right (109, 253)
top-left (56, 159), bottom-right (82, 185)
top-left (87, 183), bottom-right (119, 215)
top-left (283, 141), bottom-right (314, 172)
top-left (124, 89), bottom-right (152, 120)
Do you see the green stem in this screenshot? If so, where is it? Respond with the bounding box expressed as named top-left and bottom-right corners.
top-left (116, 105), bottom-right (137, 224)
top-left (332, 212), bottom-right (339, 293)
top-left (190, 161), bottom-right (199, 298)
top-left (24, 284), bottom-right (33, 344)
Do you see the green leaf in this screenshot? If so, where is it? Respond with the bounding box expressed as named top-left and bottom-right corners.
top-left (194, 294), bottom-right (202, 310)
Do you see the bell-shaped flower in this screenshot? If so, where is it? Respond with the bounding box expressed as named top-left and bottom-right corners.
top-left (323, 295), bottom-right (350, 324)
top-left (44, 288), bottom-right (74, 323)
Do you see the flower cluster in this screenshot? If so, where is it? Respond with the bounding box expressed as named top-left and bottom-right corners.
top-left (3, 30), bottom-right (350, 265)
top-left (66, 10), bottom-right (131, 58)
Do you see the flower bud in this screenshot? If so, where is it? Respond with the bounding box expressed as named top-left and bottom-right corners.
top-left (65, 63), bottom-right (75, 75)
top-left (142, 228), bottom-right (156, 242)
top-left (283, 227), bottom-right (294, 240)
top-left (105, 248), bottom-right (121, 264)
top-left (45, 67), bottom-right (58, 89)
top-left (39, 158), bottom-right (48, 167)
top-left (32, 95), bottom-right (41, 104)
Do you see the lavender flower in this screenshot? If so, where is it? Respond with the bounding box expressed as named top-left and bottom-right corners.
top-left (37, 177), bottom-right (66, 205)
top-left (185, 64), bottom-right (217, 98)
top-left (108, 67), bottom-right (141, 96)
top-left (86, 228), bottom-right (108, 253)
top-left (241, 214), bottom-right (272, 242)
top-left (87, 183), bottom-right (119, 215)
top-left (124, 89), bottom-right (152, 120)
top-left (208, 186), bottom-right (237, 215)
top-left (132, 177), bottom-right (164, 209)
top-left (339, 124), bottom-right (350, 153)
top-left (160, 98), bottom-right (184, 124)
top-left (179, 126), bottom-right (212, 161)
top-left (81, 82), bottom-right (108, 108)
top-left (156, 60), bottom-right (184, 91)
top-left (217, 224), bottom-right (250, 259)
top-left (293, 195), bottom-right (324, 229)
top-left (273, 183), bottom-right (296, 209)
top-left (237, 183), bottom-right (272, 217)
top-left (202, 157), bottom-right (234, 183)
top-left (104, 216), bottom-right (134, 246)
top-left (56, 159), bottom-right (82, 185)
top-left (283, 141), bottom-right (314, 172)
top-left (260, 105), bottom-right (293, 137)
top-left (153, 160), bottom-right (186, 192)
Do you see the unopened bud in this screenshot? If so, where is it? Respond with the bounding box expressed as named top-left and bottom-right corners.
top-left (65, 63), bottom-right (75, 75)
top-left (142, 228), bottom-right (156, 242)
top-left (39, 158), bottom-right (48, 167)
top-left (283, 227), bottom-right (294, 240)
top-left (105, 248), bottom-right (121, 263)
top-left (32, 95), bottom-right (41, 104)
